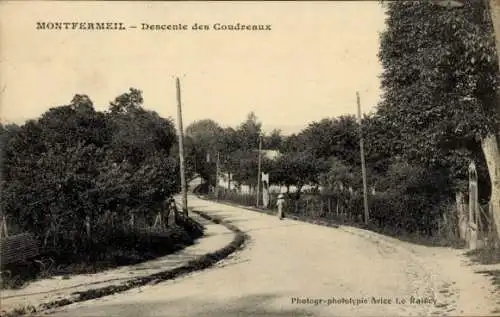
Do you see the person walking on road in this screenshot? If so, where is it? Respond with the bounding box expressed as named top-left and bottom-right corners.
top-left (276, 193), bottom-right (285, 220)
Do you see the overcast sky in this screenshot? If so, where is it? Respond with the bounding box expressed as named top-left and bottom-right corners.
top-left (0, 1), bottom-right (387, 135)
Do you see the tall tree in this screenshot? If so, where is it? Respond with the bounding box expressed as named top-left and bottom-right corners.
top-left (378, 1), bottom-right (497, 210)
top-left (109, 88), bottom-right (144, 114)
top-left (185, 119), bottom-right (224, 184)
top-left (280, 133), bottom-right (307, 153)
top-left (186, 119), bottom-right (224, 154)
top-left (264, 129), bottom-right (283, 149)
top-left (485, 0), bottom-right (500, 238)
top-left (236, 112), bottom-right (262, 150)
top-left (107, 89), bottom-right (176, 166)
top-left (271, 151), bottom-right (328, 198)
top-left (299, 116), bottom-right (360, 166)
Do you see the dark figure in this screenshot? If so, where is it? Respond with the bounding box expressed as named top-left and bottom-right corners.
top-left (169, 197), bottom-right (182, 225)
top-left (163, 197), bottom-right (176, 226)
top-left (276, 193), bottom-right (285, 220)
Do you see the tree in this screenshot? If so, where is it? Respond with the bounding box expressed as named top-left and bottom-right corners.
top-left (264, 129), bottom-right (283, 149)
top-left (2, 100), bottom-right (109, 250)
top-left (319, 157), bottom-right (361, 192)
top-left (70, 94), bottom-right (94, 113)
top-left (107, 89), bottom-right (177, 166)
top-left (185, 119), bottom-right (224, 184)
top-left (186, 119), bottom-right (224, 151)
top-left (1, 90), bottom-right (180, 254)
top-left (236, 112), bottom-right (262, 151)
top-left (377, 1), bottom-right (497, 218)
top-left (227, 150), bottom-right (260, 187)
top-left (363, 113), bottom-right (404, 174)
top-left (279, 133), bottom-right (307, 153)
top-left (109, 88), bottom-right (144, 114)
top-left (485, 0), bottom-right (500, 240)
top-left (271, 151), bottom-right (328, 198)
top-left (299, 116), bottom-right (360, 166)
top-left (220, 127), bottom-right (240, 153)
top-left (488, 0), bottom-right (500, 72)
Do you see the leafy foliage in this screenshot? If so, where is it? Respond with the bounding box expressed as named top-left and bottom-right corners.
top-left (189, 1), bottom-right (500, 239)
top-left (271, 151), bottom-right (328, 197)
top-left (1, 89), bottom-right (179, 255)
top-left (263, 129), bottom-right (283, 150)
top-left (377, 0), bottom-right (497, 190)
top-left (299, 116), bottom-right (360, 165)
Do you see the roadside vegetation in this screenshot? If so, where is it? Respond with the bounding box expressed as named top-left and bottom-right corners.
top-left (0, 89), bottom-right (203, 289)
top-left (188, 1), bottom-right (500, 252)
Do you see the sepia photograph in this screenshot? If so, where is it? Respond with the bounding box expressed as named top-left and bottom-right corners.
top-left (1, 0), bottom-right (500, 316)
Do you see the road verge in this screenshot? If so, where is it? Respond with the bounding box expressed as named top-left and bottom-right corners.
top-left (2, 210), bottom-right (248, 317)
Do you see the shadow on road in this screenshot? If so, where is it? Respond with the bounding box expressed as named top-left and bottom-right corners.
top-left (51, 293), bottom-right (318, 317)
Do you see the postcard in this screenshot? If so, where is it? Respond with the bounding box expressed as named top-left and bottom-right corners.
top-left (1, 1), bottom-right (499, 316)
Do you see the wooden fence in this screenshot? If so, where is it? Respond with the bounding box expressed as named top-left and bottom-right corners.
top-left (452, 161), bottom-right (497, 250)
top-left (214, 161), bottom-right (496, 251)
top-left (214, 186), bottom-right (478, 245)
top-left (214, 188), bottom-right (366, 225)
top-left (456, 192), bottom-right (495, 250)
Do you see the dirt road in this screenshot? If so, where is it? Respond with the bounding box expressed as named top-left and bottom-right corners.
top-left (47, 195), bottom-right (499, 316)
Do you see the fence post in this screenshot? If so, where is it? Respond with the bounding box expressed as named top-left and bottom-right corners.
top-left (456, 192), bottom-right (467, 242)
top-left (489, 203), bottom-right (499, 248)
top-left (468, 161), bottom-right (479, 250)
top-left (0, 216), bottom-right (8, 238)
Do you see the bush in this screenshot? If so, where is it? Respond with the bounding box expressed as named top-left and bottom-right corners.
top-left (0, 93), bottom-right (180, 257)
top-left (317, 159), bottom-right (453, 236)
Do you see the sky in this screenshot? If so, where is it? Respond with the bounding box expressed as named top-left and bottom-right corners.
top-left (0, 1), bottom-right (387, 135)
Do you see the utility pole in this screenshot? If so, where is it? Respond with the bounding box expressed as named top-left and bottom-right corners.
top-left (176, 77), bottom-right (188, 216)
top-left (215, 151), bottom-right (220, 200)
top-left (256, 135), bottom-right (263, 207)
top-left (356, 92), bottom-right (369, 225)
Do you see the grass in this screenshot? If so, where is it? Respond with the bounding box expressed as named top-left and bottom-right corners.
top-left (466, 245), bottom-right (500, 265)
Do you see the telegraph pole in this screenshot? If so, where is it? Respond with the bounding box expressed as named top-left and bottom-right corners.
top-left (256, 135), bottom-right (263, 207)
top-left (176, 77), bottom-right (188, 216)
top-left (215, 152), bottom-right (220, 200)
top-left (357, 92), bottom-right (369, 225)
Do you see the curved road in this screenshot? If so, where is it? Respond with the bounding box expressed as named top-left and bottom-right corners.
top-left (48, 195), bottom-right (498, 316)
